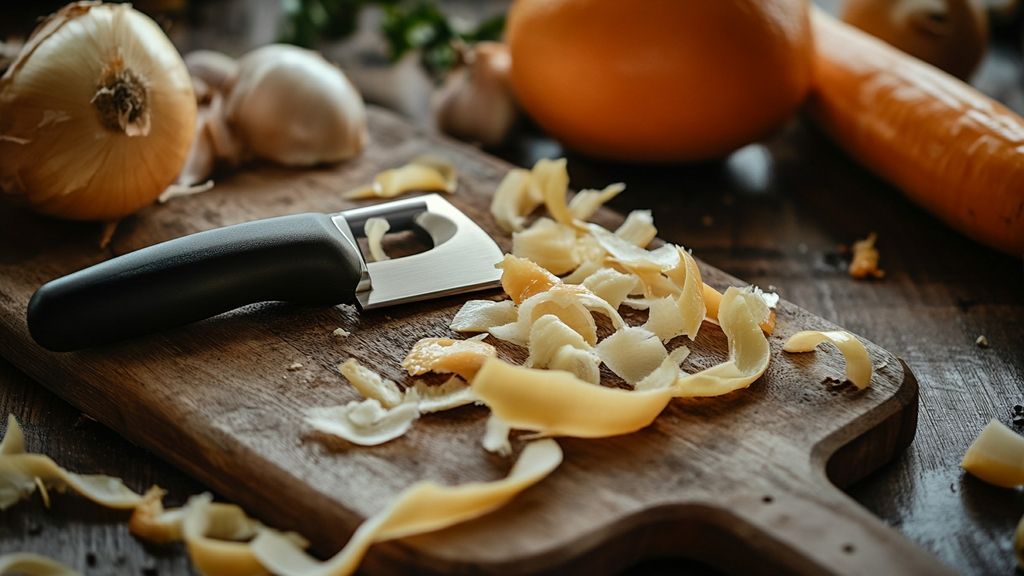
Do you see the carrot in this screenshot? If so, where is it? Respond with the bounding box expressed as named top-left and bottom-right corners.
top-left (808, 9), bottom-right (1024, 256)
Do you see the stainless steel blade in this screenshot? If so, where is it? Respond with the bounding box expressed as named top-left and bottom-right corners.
top-left (331, 194), bottom-right (503, 309)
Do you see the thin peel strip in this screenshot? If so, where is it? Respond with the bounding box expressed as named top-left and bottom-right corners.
top-left (409, 376), bottom-right (478, 413)
top-left (960, 419), bottom-right (1024, 488)
top-left (615, 210), bottom-right (657, 247)
top-left (568, 183), bottom-right (625, 222)
top-left (511, 217), bottom-right (580, 275)
top-left (449, 299), bottom-right (517, 333)
top-left (343, 156), bottom-right (456, 199)
top-left (533, 158), bottom-right (572, 226)
top-left (0, 553), bottom-right (79, 576)
top-left (338, 359), bottom-right (404, 409)
top-left (0, 415), bottom-right (143, 511)
top-left (363, 217), bottom-right (390, 262)
top-left (482, 413), bottom-right (512, 456)
top-left (595, 327), bottom-right (669, 387)
top-left (472, 358), bottom-right (675, 438)
top-left (636, 347), bottom-right (691, 391)
top-left (782, 330), bottom-right (872, 389)
top-left (306, 398), bottom-right (420, 446)
top-left (581, 268), bottom-right (636, 309)
top-left (490, 168), bottom-right (541, 233)
top-left (524, 314), bottom-right (592, 369)
top-left (248, 439), bottom-right (563, 576)
top-left (672, 288), bottom-right (771, 398)
top-left (401, 337), bottom-right (496, 381)
top-left (497, 254), bottom-right (560, 305)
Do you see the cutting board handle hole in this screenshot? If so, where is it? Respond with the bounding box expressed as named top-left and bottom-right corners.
top-left (761, 495), bottom-right (774, 504)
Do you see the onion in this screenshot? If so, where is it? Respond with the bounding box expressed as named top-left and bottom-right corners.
top-left (0, 2), bottom-right (196, 221)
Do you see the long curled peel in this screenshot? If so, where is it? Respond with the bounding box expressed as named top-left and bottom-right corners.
top-left (783, 330), bottom-right (872, 389)
top-left (249, 439), bottom-right (563, 576)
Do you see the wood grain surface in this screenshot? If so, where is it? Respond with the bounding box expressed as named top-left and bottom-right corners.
top-left (0, 107), bottom-right (952, 574)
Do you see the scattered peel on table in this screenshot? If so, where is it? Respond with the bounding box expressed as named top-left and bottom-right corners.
top-left (596, 327), bottom-right (669, 387)
top-left (497, 254), bottom-right (560, 305)
top-left (0, 553), bottom-right (79, 576)
top-left (0, 415), bottom-right (143, 511)
top-left (512, 217), bottom-right (580, 275)
top-left (248, 439), bottom-right (562, 576)
top-left (783, 330), bottom-right (873, 389)
top-left (338, 358), bottom-right (404, 409)
top-left (581, 267), bottom-right (637, 310)
top-left (449, 299), bottom-right (517, 333)
top-left (614, 210), bottom-right (657, 248)
top-left (410, 376), bottom-right (478, 414)
top-left (568, 183), bottom-right (626, 222)
top-left (490, 168), bottom-right (541, 233)
top-left (525, 314), bottom-right (599, 384)
top-left (848, 232), bottom-right (885, 280)
top-left (489, 283), bottom-right (625, 347)
top-left (471, 358), bottom-right (676, 438)
top-left (401, 337), bottom-right (496, 381)
top-left (343, 155), bottom-right (456, 200)
top-left (961, 419), bottom-right (1024, 488)
top-left (635, 347), bottom-right (691, 392)
top-left (363, 217), bottom-right (390, 262)
top-left (672, 287), bottom-right (772, 399)
top-left (482, 413), bottom-right (513, 456)
top-left (306, 398), bottom-right (420, 446)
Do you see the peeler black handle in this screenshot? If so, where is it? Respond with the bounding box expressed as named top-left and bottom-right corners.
top-left (27, 213), bottom-right (364, 352)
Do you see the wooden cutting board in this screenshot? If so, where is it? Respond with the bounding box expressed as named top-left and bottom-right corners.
top-left (0, 108), bottom-right (951, 575)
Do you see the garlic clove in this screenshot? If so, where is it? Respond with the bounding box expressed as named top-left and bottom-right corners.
top-left (185, 50), bottom-right (238, 95)
top-left (433, 42), bottom-right (519, 148)
top-left (225, 44), bottom-right (367, 166)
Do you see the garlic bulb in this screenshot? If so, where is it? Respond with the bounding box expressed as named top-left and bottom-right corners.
top-left (224, 44), bottom-right (367, 166)
top-left (0, 2), bottom-right (196, 221)
top-left (434, 42), bottom-right (518, 148)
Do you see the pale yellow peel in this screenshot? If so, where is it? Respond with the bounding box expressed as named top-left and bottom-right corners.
top-left (497, 254), bottom-right (560, 305)
top-left (450, 299), bottom-right (517, 333)
top-left (568, 183), bottom-right (625, 222)
top-left (581, 267), bottom-right (636, 309)
top-left (512, 217), bottom-right (580, 275)
top-left (672, 288), bottom-right (771, 398)
top-left (525, 314), bottom-right (600, 384)
top-left (783, 330), bottom-right (872, 389)
top-left (472, 358), bottom-right (674, 438)
top-left (401, 337), bottom-right (496, 381)
top-left (0, 553), bottom-right (79, 576)
top-left (0, 415), bottom-right (142, 511)
top-left (533, 158), bottom-right (572, 226)
top-left (306, 399), bottom-right (420, 446)
top-left (409, 376), bottom-right (477, 413)
top-left (490, 168), bottom-right (541, 233)
top-left (343, 156), bottom-right (456, 200)
top-left (338, 358), bottom-right (404, 408)
top-left (248, 439), bottom-right (563, 576)
top-left (961, 419), bottom-right (1024, 488)
top-left (595, 327), bottom-right (668, 387)
top-left (615, 210), bottom-right (657, 247)
top-left (363, 217), bottom-right (390, 262)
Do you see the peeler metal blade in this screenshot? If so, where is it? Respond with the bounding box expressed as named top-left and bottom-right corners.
top-left (331, 194), bottom-right (503, 309)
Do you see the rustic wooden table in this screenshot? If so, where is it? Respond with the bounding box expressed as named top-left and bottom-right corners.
top-left (1, 2), bottom-right (1023, 575)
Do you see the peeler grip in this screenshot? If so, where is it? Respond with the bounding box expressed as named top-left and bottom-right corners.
top-left (27, 213), bottom-right (364, 352)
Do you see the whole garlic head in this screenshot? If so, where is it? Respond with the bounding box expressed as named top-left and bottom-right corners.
top-left (225, 44), bottom-right (367, 166)
top-left (434, 42), bottom-right (518, 148)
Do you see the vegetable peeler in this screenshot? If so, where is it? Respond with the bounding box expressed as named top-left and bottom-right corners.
top-left (27, 194), bottom-right (503, 352)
